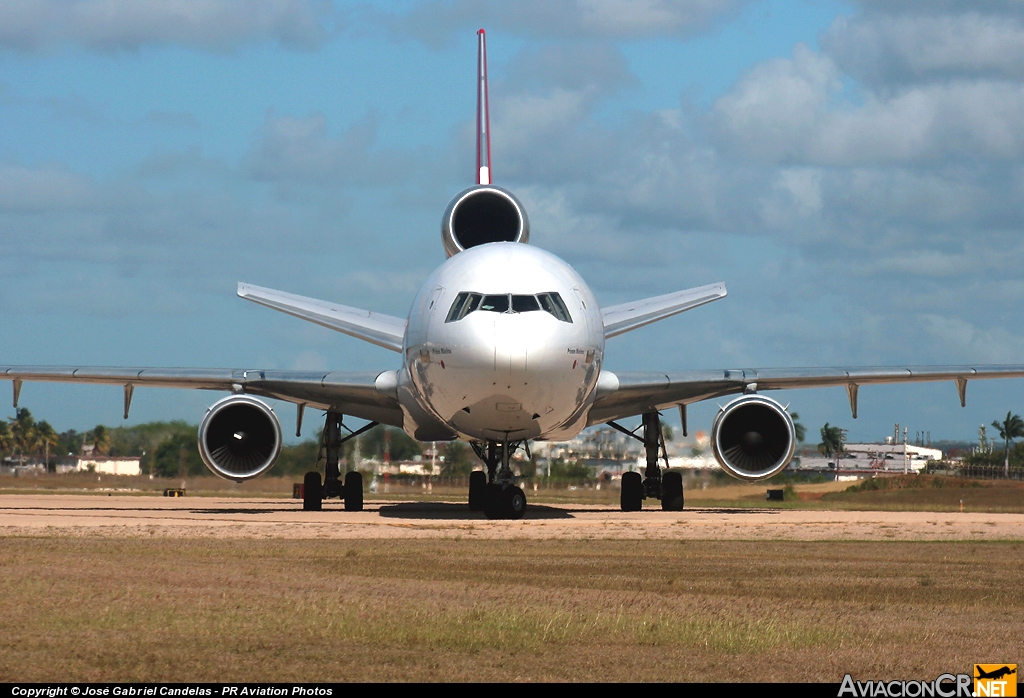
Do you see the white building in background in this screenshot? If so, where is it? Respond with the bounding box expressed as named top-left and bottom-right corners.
top-left (797, 442), bottom-right (942, 474)
top-left (59, 456), bottom-right (141, 476)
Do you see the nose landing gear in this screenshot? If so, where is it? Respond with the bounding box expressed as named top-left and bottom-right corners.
top-left (470, 439), bottom-right (528, 519)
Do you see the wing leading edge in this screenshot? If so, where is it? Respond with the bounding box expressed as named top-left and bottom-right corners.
top-left (601, 282), bottom-right (727, 338)
top-left (588, 365), bottom-right (1024, 425)
top-left (237, 283), bottom-right (407, 353)
top-left (1, 366), bottom-right (403, 428)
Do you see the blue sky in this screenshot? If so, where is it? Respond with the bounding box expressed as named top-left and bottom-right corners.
top-left (3, 0), bottom-right (1024, 446)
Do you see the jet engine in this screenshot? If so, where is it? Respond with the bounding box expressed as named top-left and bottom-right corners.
top-left (711, 395), bottom-right (796, 481)
top-left (442, 185), bottom-right (530, 257)
top-left (198, 395), bottom-right (283, 482)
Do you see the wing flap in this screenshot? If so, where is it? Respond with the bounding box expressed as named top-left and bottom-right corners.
top-left (237, 283), bottom-right (406, 353)
top-left (602, 282), bottom-right (727, 338)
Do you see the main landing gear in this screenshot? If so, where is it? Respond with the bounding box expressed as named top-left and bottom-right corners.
top-left (469, 440), bottom-right (527, 520)
top-left (609, 411), bottom-right (683, 512)
top-left (302, 412), bottom-right (377, 512)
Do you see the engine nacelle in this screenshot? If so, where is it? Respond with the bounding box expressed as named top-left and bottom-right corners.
top-left (198, 395), bottom-right (282, 482)
top-left (441, 185), bottom-right (530, 257)
top-left (711, 395), bottom-right (796, 481)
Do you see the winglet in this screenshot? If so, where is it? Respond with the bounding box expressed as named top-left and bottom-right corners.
top-left (476, 28), bottom-right (491, 185)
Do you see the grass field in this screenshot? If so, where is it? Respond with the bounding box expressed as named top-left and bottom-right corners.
top-left (1, 536), bottom-right (1020, 682)
top-left (5, 472), bottom-right (1023, 512)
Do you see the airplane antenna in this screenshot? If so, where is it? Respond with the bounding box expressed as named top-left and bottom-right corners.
top-left (476, 28), bottom-right (492, 185)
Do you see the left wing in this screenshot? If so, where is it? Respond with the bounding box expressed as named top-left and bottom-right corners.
top-left (588, 365), bottom-right (1024, 425)
top-left (1, 366), bottom-right (403, 427)
top-left (602, 282), bottom-right (727, 338)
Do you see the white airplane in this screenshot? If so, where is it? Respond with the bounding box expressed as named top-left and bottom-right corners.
top-left (5, 30), bottom-right (1024, 519)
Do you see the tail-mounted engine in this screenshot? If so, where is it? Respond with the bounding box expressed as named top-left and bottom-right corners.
top-left (198, 395), bottom-right (283, 482)
top-left (442, 185), bottom-right (530, 257)
top-left (711, 395), bottom-right (796, 481)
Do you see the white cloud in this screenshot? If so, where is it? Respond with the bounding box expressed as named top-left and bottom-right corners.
top-left (0, 0), bottom-right (337, 52)
top-left (713, 47), bottom-right (1024, 165)
top-left (379, 0), bottom-right (748, 44)
top-left (823, 8), bottom-right (1024, 86)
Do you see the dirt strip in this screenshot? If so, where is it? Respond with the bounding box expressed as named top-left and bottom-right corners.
top-left (2, 493), bottom-right (1023, 540)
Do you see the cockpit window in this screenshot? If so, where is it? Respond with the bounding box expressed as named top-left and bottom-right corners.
top-left (511, 295), bottom-right (540, 313)
top-left (445, 292), bottom-right (482, 322)
top-left (480, 294), bottom-right (509, 313)
top-left (538, 293), bottom-right (572, 322)
top-left (445, 291), bottom-right (573, 323)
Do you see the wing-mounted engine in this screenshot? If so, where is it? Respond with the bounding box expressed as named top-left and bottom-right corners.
top-left (711, 395), bottom-right (796, 481)
top-left (441, 185), bottom-right (530, 257)
top-left (198, 395), bottom-right (283, 482)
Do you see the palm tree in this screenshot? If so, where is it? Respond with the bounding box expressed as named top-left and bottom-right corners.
top-left (0, 419), bottom-right (10, 457)
top-left (9, 408), bottom-right (37, 465)
top-left (35, 421), bottom-right (58, 471)
top-left (88, 425), bottom-right (112, 456)
top-left (790, 412), bottom-right (806, 443)
top-left (991, 411), bottom-right (1024, 478)
top-left (818, 422), bottom-right (845, 461)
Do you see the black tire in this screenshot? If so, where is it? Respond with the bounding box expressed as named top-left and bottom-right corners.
top-left (303, 471), bottom-right (322, 511)
top-left (344, 471), bottom-right (363, 512)
top-left (507, 486), bottom-right (527, 520)
top-left (469, 471), bottom-right (487, 511)
top-left (661, 471), bottom-right (684, 512)
top-left (620, 471), bottom-right (642, 512)
top-left (484, 483), bottom-right (504, 519)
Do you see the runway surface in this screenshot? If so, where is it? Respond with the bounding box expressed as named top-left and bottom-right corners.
top-left (2, 493), bottom-right (1023, 540)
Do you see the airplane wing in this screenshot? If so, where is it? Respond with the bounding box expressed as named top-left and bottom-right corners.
top-left (237, 283), bottom-right (407, 353)
top-left (588, 365), bottom-right (1024, 425)
top-left (0, 366), bottom-right (403, 427)
top-left (601, 282), bottom-right (727, 338)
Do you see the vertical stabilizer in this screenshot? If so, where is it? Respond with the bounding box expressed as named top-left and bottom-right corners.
top-left (476, 29), bottom-right (491, 185)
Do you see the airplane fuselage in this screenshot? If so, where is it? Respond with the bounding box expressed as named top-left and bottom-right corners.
top-left (402, 243), bottom-right (605, 443)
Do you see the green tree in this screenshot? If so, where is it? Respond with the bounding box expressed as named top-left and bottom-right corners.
top-left (991, 411), bottom-right (1024, 478)
top-left (440, 441), bottom-right (473, 476)
top-left (35, 421), bottom-right (58, 470)
top-left (87, 425), bottom-right (111, 455)
top-left (790, 412), bottom-right (807, 443)
top-left (817, 423), bottom-right (845, 460)
top-left (9, 408), bottom-right (36, 464)
top-left (358, 426), bottom-right (422, 462)
top-left (549, 458), bottom-right (590, 479)
top-left (152, 433), bottom-right (206, 478)
top-left (0, 419), bottom-right (10, 457)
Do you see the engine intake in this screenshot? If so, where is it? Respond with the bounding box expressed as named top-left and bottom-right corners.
top-left (711, 395), bottom-right (796, 481)
top-left (442, 185), bottom-right (529, 257)
top-left (198, 395), bottom-right (282, 482)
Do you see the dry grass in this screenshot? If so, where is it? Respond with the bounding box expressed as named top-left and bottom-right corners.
top-left (1, 537), bottom-right (1020, 682)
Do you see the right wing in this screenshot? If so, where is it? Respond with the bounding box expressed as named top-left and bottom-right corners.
top-left (237, 283), bottom-right (407, 353)
top-left (589, 365), bottom-right (1024, 425)
top-left (1, 366), bottom-right (403, 427)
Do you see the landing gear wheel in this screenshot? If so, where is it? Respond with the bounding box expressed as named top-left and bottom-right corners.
top-left (507, 486), bottom-right (527, 520)
top-left (661, 471), bottom-right (683, 512)
top-left (344, 471), bottom-right (363, 512)
top-left (468, 471), bottom-right (487, 511)
top-left (303, 471), bottom-right (322, 511)
top-left (484, 483), bottom-right (504, 519)
top-left (620, 471), bottom-right (642, 512)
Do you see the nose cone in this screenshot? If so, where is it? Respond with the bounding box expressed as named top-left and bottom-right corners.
top-left (405, 242), bottom-right (603, 441)
top-left (414, 312), bottom-right (598, 441)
